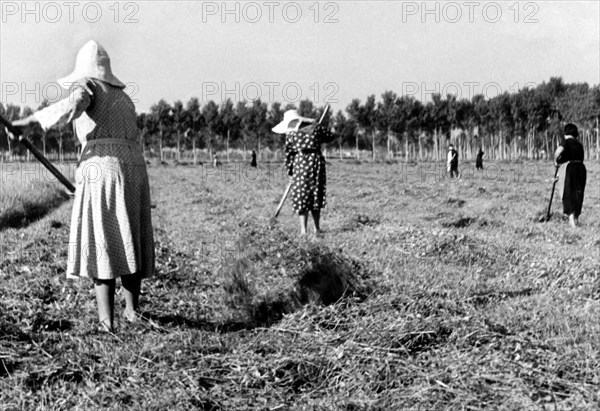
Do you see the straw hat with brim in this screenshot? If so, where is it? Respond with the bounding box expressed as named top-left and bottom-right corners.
top-left (272, 110), bottom-right (315, 134)
top-left (58, 40), bottom-right (126, 89)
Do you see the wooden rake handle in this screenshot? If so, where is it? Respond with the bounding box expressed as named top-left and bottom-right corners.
top-left (545, 166), bottom-right (560, 221)
top-left (0, 114), bottom-right (76, 193)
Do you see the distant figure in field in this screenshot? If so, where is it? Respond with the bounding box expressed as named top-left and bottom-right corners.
top-left (251, 150), bottom-right (257, 167)
top-left (7, 40), bottom-right (154, 332)
top-left (447, 144), bottom-right (459, 178)
top-left (476, 148), bottom-right (485, 171)
top-left (273, 110), bottom-right (335, 236)
top-left (554, 123), bottom-right (586, 228)
top-left (213, 154), bottom-right (221, 167)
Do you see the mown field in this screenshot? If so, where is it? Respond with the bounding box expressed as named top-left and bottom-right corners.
top-left (1, 158), bottom-right (600, 410)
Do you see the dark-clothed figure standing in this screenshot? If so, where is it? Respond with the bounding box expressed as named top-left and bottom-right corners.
top-left (476, 148), bottom-right (484, 171)
top-left (273, 110), bottom-right (335, 235)
top-left (554, 123), bottom-right (586, 228)
top-left (447, 144), bottom-right (459, 178)
top-left (251, 150), bottom-right (257, 167)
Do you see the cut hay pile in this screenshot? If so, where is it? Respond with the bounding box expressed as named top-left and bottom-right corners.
top-left (221, 221), bottom-right (373, 327)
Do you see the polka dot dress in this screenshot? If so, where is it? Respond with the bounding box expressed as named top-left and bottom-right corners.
top-left (285, 124), bottom-right (334, 213)
top-left (35, 78), bottom-right (155, 280)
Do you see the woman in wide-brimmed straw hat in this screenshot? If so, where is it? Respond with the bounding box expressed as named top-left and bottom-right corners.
top-left (273, 109), bottom-right (335, 236)
top-left (9, 40), bottom-right (154, 332)
top-left (554, 123), bottom-right (587, 228)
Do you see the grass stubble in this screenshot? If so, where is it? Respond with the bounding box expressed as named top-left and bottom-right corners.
top-left (1, 160), bottom-right (600, 409)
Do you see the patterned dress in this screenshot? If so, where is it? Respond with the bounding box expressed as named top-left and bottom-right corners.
top-left (34, 78), bottom-right (155, 280)
top-left (285, 124), bottom-right (335, 213)
top-left (556, 137), bottom-right (586, 217)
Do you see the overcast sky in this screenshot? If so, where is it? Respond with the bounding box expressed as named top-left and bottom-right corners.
top-left (1, 1), bottom-right (599, 113)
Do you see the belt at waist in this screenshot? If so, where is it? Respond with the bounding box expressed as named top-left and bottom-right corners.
top-left (85, 138), bottom-right (138, 147)
top-left (300, 148), bottom-right (321, 154)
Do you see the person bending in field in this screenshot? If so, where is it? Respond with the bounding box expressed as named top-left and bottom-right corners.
top-left (273, 110), bottom-right (335, 236)
top-left (447, 144), bottom-right (459, 178)
top-left (554, 123), bottom-right (586, 228)
top-left (476, 148), bottom-right (484, 171)
top-left (8, 40), bottom-right (155, 332)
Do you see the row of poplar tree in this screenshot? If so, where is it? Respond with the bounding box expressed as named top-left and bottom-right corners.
top-left (1, 77), bottom-right (599, 162)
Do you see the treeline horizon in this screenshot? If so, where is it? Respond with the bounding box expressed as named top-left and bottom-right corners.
top-left (1, 77), bottom-right (599, 162)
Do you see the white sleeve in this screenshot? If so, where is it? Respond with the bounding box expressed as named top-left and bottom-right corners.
top-left (33, 83), bottom-right (92, 131)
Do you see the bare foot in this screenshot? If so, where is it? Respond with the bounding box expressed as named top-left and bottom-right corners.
top-left (569, 214), bottom-right (578, 228)
top-left (123, 309), bottom-right (138, 323)
top-left (98, 321), bottom-right (113, 333)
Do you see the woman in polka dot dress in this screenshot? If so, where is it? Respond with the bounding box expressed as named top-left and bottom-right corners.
top-left (273, 109), bottom-right (335, 235)
top-left (9, 41), bottom-right (155, 332)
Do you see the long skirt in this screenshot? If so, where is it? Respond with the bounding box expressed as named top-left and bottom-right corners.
top-left (290, 152), bottom-right (326, 213)
top-left (557, 161), bottom-right (586, 217)
top-left (67, 139), bottom-right (155, 280)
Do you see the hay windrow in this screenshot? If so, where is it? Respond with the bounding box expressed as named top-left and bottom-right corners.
top-left (220, 221), bottom-right (373, 327)
top-left (0, 182), bottom-right (71, 231)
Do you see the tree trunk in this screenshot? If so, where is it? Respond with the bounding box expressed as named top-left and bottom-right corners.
top-left (193, 138), bottom-right (197, 165)
top-left (59, 134), bottom-right (63, 162)
top-left (177, 130), bottom-right (181, 162)
top-left (356, 132), bottom-right (359, 160)
top-left (339, 139), bottom-right (343, 160)
top-left (159, 130), bottom-right (164, 163)
top-left (141, 130), bottom-right (145, 157)
top-left (258, 134), bottom-right (261, 162)
top-left (226, 130), bottom-right (230, 162)
top-left (387, 132), bottom-right (391, 160)
top-left (596, 117), bottom-right (600, 161)
top-left (371, 131), bottom-right (376, 161)
top-left (434, 129), bottom-right (439, 162)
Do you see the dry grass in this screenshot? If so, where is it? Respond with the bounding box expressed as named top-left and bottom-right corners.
top-left (0, 162), bottom-right (73, 230)
top-left (1, 159), bottom-right (600, 409)
top-left (0, 183), bottom-right (70, 230)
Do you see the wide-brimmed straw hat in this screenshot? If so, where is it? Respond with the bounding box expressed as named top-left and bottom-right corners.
top-left (272, 110), bottom-right (315, 134)
top-left (58, 40), bottom-right (125, 89)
